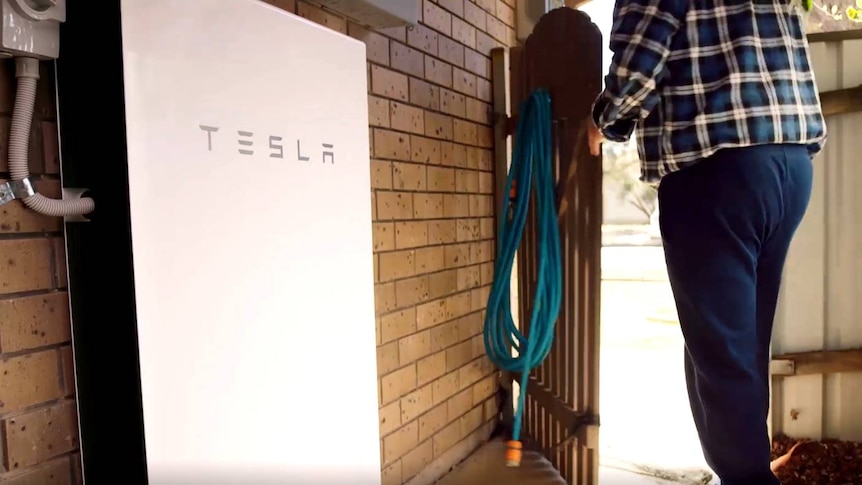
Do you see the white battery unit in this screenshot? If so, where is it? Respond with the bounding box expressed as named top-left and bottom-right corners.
top-left (56, 1), bottom-right (380, 484)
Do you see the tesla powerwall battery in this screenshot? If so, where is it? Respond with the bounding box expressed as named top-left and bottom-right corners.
top-left (56, 1), bottom-right (381, 484)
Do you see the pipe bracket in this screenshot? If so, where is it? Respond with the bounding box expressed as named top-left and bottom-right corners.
top-left (0, 177), bottom-right (36, 206)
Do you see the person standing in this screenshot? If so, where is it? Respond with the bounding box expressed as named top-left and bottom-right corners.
top-left (588, 1), bottom-right (827, 484)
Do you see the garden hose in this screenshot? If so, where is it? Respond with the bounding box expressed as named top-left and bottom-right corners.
top-left (483, 89), bottom-right (562, 467)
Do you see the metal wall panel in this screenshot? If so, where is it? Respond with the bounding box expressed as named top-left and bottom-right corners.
top-left (771, 36), bottom-right (862, 441)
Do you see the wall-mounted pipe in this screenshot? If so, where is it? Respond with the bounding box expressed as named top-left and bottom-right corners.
top-left (8, 57), bottom-right (94, 217)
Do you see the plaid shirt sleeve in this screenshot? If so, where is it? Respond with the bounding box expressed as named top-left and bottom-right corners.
top-left (592, 0), bottom-right (685, 142)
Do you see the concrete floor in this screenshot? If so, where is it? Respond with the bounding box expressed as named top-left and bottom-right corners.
top-left (435, 244), bottom-right (721, 485)
top-left (599, 246), bottom-right (713, 477)
top-left (435, 441), bottom-right (688, 485)
top-left (434, 441), bottom-right (565, 485)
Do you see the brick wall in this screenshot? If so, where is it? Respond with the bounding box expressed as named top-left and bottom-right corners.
top-left (0, 61), bottom-right (81, 485)
top-left (265, 1), bottom-right (516, 484)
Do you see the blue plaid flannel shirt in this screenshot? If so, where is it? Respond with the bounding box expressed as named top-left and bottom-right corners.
top-left (591, 0), bottom-right (827, 183)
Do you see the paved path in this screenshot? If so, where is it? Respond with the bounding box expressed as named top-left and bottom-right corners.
top-left (435, 439), bottom-right (691, 485)
top-left (598, 245), bottom-right (715, 483)
top-left (601, 245), bottom-right (669, 282)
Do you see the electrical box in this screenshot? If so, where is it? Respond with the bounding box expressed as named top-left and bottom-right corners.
top-left (314, 0), bottom-right (419, 29)
top-left (0, 0), bottom-right (65, 59)
top-left (56, 1), bottom-right (381, 483)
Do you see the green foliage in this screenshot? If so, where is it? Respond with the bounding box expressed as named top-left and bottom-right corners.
top-left (800, 1), bottom-right (862, 39)
top-left (808, 0), bottom-right (862, 22)
top-left (602, 143), bottom-right (657, 220)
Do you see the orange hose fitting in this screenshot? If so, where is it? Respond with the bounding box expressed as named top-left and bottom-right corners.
top-left (505, 440), bottom-right (523, 467)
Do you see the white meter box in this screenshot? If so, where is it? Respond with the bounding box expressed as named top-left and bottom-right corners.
top-left (56, 1), bottom-right (380, 484)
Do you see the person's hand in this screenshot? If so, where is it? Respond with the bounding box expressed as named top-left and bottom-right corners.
top-left (587, 118), bottom-right (605, 156)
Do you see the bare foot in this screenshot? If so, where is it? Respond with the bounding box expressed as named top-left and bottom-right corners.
top-left (770, 440), bottom-right (807, 475)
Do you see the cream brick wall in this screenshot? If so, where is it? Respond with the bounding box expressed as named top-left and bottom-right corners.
top-left (267, 1), bottom-right (517, 483)
top-left (0, 61), bottom-right (81, 485)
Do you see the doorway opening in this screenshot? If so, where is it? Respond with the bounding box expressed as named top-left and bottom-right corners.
top-left (575, 3), bottom-right (713, 483)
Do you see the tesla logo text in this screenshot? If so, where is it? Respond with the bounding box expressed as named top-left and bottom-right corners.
top-left (199, 125), bottom-right (335, 164)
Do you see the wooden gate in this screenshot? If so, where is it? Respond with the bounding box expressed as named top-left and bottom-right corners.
top-left (492, 8), bottom-right (603, 485)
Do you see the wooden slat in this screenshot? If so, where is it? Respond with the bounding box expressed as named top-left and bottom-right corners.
top-left (492, 47), bottom-right (512, 248)
top-left (771, 348), bottom-right (862, 377)
top-left (492, 48), bottom-right (519, 432)
top-left (820, 85), bottom-right (862, 117)
top-left (508, 8), bottom-right (603, 485)
top-left (808, 29), bottom-right (862, 44)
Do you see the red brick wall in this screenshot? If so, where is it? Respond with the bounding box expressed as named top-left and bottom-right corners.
top-left (265, 1), bottom-right (517, 484)
top-left (0, 61), bottom-right (81, 485)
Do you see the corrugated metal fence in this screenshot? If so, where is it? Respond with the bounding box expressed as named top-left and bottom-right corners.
top-left (771, 31), bottom-right (862, 442)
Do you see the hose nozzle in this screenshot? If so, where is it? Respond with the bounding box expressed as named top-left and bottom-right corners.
top-left (505, 440), bottom-right (523, 467)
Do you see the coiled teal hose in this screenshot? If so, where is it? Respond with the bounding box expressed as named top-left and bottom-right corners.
top-left (483, 89), bottom-right (562, 463)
